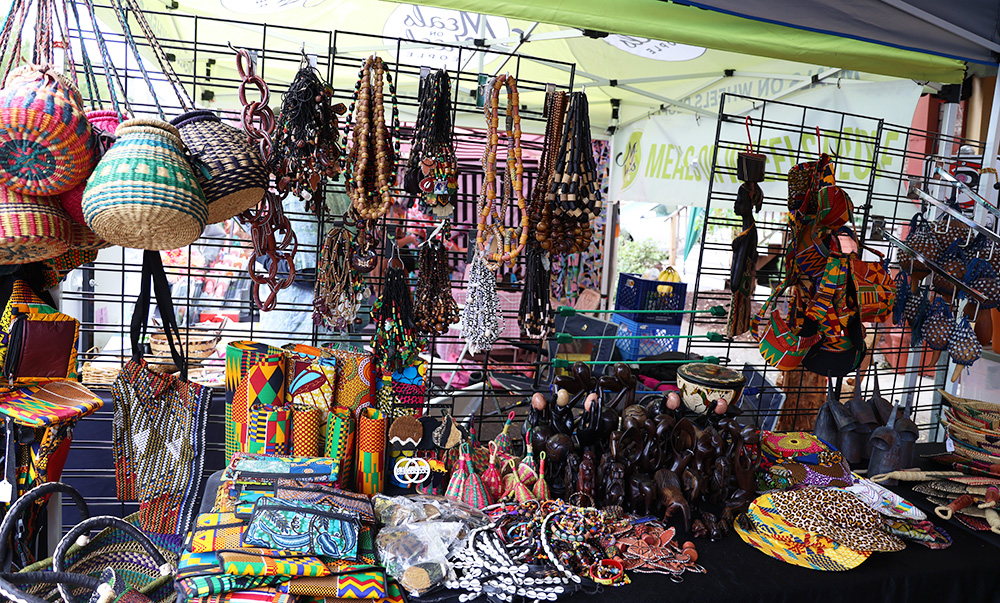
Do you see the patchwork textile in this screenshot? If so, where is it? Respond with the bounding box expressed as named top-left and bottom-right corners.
top-left (226, 341), bottom-right (285, 463)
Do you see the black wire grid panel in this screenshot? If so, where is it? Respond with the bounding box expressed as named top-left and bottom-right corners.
top-left (685, 92), bottom-right (983, 440)
top-left (55, 11), bottom-right (586, 523)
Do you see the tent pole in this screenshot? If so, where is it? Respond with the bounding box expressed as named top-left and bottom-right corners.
top-left (736, 68), bottom-right (842, 115)
top-left (974, 67), bottom-right (1000, 224)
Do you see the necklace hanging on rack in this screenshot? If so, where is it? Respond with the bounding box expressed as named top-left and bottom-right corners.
top-left (271, 59), bottom-right (346, 214)
top-left (413, 221), bottom-right (459, 334)
top-left (313, 226), bottom-right (366, 331)
top-left (345, 55), bottom-right (400, 222)
top-left (477, 74), bottom-right (528, 270)
top-left (405, 69), bottom-right (458, 216)
top-left (543, 91), bottom-right (601, 254)
top-left (530, 89), bottom-right (566, 250)
top-left (372, 245), bottom-right (426, 373)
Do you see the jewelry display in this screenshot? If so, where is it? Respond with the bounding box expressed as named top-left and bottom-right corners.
top-left (529, 90), bottom-right (566, 249)
top-left (345, 55), bottom-right (400, 222)
top-left (476, 74), bottom-right (529, 269)
top-left (413, 223), bottom-right (460, 334)
top-left (371, 245), bottom-right (426, 373)
top-left (313, 226), bottom-right (365, 331)
top-left (270, 62), bottom-right (345, 213)
top-left (461, 251), bottom-right (504, 355)
top-left (404, 68), bottom-right (458, 216)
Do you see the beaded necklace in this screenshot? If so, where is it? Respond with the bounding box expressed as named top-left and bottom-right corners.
top-left (413, 224), bottom-right (460, 334)
top-left (371, 250), bottom-right (426, 373)
top-left (345, 55), bottom-right (400, 222)
top-left (405, 69), bottom-right (458, 216)
top-left (530, 90), bottom-right (566, 249)
top-left (313, 226), bottom-right (365, 331)
top-left (461, 251), bottom-right (504, 355)
top-left (477, 74), bottom-right (528, 270)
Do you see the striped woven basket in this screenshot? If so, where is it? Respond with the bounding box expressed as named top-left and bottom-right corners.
top-left (0, 65), bottom-right (95, 196)
top-left (81, 118), bottom-right (208, 251)
top-left (59, 109), bottom-right (123, 225)
top-left (67, 222), bottom-right (110, 251)
top-left (170, 110), bottom-right (266, 223)
top-left (0, 187), bottom-right (71, 263)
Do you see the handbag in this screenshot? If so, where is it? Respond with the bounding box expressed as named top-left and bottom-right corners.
top-left (243, 498), bottom-right (361, 559)
top-left (111, 250), bottom-right (211, 536)
top-left (223, 453), bottom-right (340, 485)
top-left (59, 109), bottom-right (124, 225)
top-left (170, 110), bottom-right (267, 224)
top-left (0, 65), bottom-right (95, 196)
top-left (920, 298), bottom-right (953, 352)
top-left (3, 305), bottom-right (79, 384)
top-left (0, 188), bottom-right (72, 264)
top-left (752, 287), bottom-right (821, 371)
top-left (187, 512), bottom-right (249, 553)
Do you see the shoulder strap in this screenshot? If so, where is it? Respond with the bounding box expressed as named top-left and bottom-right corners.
top-left (130, 250), bottom-right (187, 380)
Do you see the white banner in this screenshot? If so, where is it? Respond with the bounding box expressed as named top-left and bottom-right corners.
top-left (610, 80), bottom-right (923, 216)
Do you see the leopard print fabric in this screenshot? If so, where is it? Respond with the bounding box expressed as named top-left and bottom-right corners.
top-left (769, 488), bottom-right (905, 552)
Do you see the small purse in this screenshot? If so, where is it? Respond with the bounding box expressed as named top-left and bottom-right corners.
top-left (217, 548), bottom-right (332, 578)
top-left (176, 551), bottom-right (280, 599)
top-left (274, 480), bottom-right (376, 524)
top-left (187, 512), bottom-right (249, 553)
top-left (3, 305), bottom-right (79, 383)
top-left (963, 258), bottom-right (1000, 309)
top-left (847, 242), bottom-right (896, 323)
top-left (223, 453), bottom-right (340, 485)
top-left (920, 298), bottom-right (953, 351)
top-left (932, 241), bottom-right (966, 295)
top-left (752, 287), bottom-right (821, 371)
top-left (244, 498), bottom-right (361, 559)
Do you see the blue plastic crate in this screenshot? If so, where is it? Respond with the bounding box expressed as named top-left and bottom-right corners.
top-left (614, 273), bottom-right (686, 325)
top-left (609, 314), bottom-right (682, 360)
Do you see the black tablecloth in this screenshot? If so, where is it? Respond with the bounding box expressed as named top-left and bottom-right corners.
top-left (619, 443), bottom-right (1000, 603)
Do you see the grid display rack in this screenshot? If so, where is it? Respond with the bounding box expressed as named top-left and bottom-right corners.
top-left (685, 91), bottom-right (984, 439)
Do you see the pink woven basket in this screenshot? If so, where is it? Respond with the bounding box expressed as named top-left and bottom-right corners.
top-left (0, 65), bottom-right (95, 197)
top-left (59, 110), bottom-right (122, 224)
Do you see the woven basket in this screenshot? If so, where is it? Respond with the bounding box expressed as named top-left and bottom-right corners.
top-left (0, 64), bottom-right (95, 196)
top-left (59, 110), bottom-right (123, 225)
top-left (0, 187), bottom-right (71, 263)
top-left (80, 348), bottom-right (126, 385)
top-left (81, 118), bottom-right (207, 250)
top-left (943, 412), bottom-right (1000, 455)
top-left (147, 324), bottom-right (221, 374)
top-left (67, 222), bottom-right (111, 251)
top-left (941, 390), bottom-right (1000, 430)
top-left (170, 110), bottom-right (266, 224)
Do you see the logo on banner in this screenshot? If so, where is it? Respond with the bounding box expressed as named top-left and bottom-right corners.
top-left (620, 129), bottom-right (643, 191)
top-left (383, 5), bottom-right (511, 70)
top-left (603, 35), bottom-right (705, 61)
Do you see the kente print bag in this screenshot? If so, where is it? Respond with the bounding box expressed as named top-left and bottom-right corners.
top-left (243, 497), bottom-right (361, 560)
top-left (187, 512), bottom-right (249, 553)
top-left (217, 548), bottom-right (332, 578)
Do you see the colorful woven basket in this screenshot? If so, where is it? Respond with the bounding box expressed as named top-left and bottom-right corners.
top-left (0, 186), bottom-right (71, 263)
top-left (0, 65), bottom-right (95, 196)
top-left (59, 109), bottom-right (123, 224)
top-left (67, 221), bottom-right (111, 251)
top-left (170, 110), bottom-right (266, 224)
top-left (82, 118), bottom-right (207, 250)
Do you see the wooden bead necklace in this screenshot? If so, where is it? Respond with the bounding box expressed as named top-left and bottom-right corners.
top-left (313, 226), bottom-right (365, 331)
top-left (477, 74), bottom-right (528, 270)
top-left (404, 68), bottom-right (458, 216)
top-left (518, 244), bottom-right (552, 340)
top-left (529, 90), bottom-right (566, 248)
top-left (413, 224), bottom-right (460, 334)
top-left (345, 55), bottom-right (400, 222)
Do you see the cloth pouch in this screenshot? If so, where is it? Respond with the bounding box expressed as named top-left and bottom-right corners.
top-left (187, 512), bottom-right (249, 553)
top-left (244, 498), bottom-right (360, 560)
top-left (223, 453), bottom-right (340, 485)
top-left (218, 548), bottom-right (332, 578)
top-left (3, 305), bottom-right (78, 383)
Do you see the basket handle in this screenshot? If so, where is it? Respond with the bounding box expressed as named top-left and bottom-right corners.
top-left (53, 516), bottom-right (171, 603)
top-left (0, 571), bottom-right (101, 603)
top-left (0, 482), bottom-right (90, 571)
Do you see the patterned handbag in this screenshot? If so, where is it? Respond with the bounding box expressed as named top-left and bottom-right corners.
top-left (963, 258), bottom-right (1000, 309)
top-left (243, 498), bottom-right (361, 559)
top-left (848, 246), bottom-right (896, 323)
top-left (111, 250), bottom-right (211, 535)
top-left (932, 241), bottom-right (966, 294)
top-left (899, 212), bottom-right (942, 269)
top-left (217, 548), bottom-right (332, 578)
top-left (920, 298), bottom-right (953, 352)
top-left (187, 512), bottom-right (249, 553)
top-left (752, 286), bottom-right (821, 371)
top-left (948, 315), bottom-right (982, 377)
top-left (273, 480), bottom-right (376, 524)
top-left (223, 453), bottom-right (340, 485)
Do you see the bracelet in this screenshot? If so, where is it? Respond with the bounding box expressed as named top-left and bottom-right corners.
top-left (589, 559), bottom-right (623, 585)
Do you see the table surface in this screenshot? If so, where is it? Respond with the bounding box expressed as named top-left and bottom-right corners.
top-left (616, 443), bottom-right (1000, 603)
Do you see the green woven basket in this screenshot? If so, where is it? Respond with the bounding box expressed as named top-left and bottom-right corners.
top-left (81, 118), bottom-right (207, 251)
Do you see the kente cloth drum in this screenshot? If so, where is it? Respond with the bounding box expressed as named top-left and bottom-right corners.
top-left (675, 362), bottom-right (746, 414)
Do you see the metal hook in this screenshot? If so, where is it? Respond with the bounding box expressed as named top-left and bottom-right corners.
top-left (420, 219), bottom-right (448, 247)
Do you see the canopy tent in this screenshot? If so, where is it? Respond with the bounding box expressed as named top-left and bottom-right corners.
top-left (76, 0), bottom-right (915, 131)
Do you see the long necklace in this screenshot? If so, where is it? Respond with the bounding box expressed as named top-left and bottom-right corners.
top-left (371, 256), bottom-right (426, 373)
top-left (404, 69), bottom-right (458, 216)
top-left (345, 55), bottom-right (399, 222)
top-left (461, 251), bottom-right (503, 355)
top-left (530, 90), bottom-right (566, 249)
top-left (476, 74), bottom-right (528, 270)
top-left (518, 244), bottom-right (551, 339)
top-left (313, 227), bottom-right (364, 331)
top-left (413, 225), bottom-right (460, 334)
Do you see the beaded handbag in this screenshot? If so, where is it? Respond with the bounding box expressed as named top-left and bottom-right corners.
top-left (82, 119), bottom-right (208, 250)
top-left (948, 315), bottom-right (982, 379)
top-left (963, 258), bottom-right (1000, 309)
top-left (0, 65), bottom-right (95, 196)
top-left (171, 110), bottom-right (266, 224)
top-left (899, 213), bottom-right (942, 269)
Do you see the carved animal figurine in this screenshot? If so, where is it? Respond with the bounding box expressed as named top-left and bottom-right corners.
top-left (627, 472), bottom-right (657, 516)
top-left (604, 461), bottom-right (626, 509)
top-left (577, 450), bottom-right (596, 503)
top-left (654, 468), bottom-right (691, 530)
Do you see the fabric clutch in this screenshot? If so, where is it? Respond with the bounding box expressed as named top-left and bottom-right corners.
top-left (281, 565), bottom-right (387, 599)
top-left (218, 548), bottom-right (332, 578)
top-left (188, 512), bottom-right (249, 553)
top-left (244, 498), bottom-right (361, 560)
top-left (3, 306), bottom-right (79, 383)
top-left (274, 480), bottom-right (376, 524)
top-left (193, 587), bottom-right (295, 603)
top-left (223, 453), bottom-right (340, 485)
top-left (176, 551), bottom-right (284, 599)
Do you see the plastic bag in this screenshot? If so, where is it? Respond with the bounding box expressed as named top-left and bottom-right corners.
top-left (376, 521), bottom-right (462, 597)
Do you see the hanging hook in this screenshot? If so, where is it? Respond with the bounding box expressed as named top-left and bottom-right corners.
top-left (420, 219), bottom-right (448, 247)
top-left (745, 116), bottom-right (755, 154)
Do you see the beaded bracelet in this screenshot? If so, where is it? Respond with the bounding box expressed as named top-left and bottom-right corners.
top-left (589, 559), bottom-right (623, 585)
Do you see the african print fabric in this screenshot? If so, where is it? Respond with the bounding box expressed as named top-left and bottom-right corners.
top-left (177, 551), bottom-right (284, 599)
top-left (355, 407), bottom-right (386, 496)
top-left (188, 512), bottom-right (249, 553)
top-left (0, 380), bottom-right (102, 427)
top-left (244, 498), bottom-right (360, 559)
top-left (282, 565), bottom-right (387, 599)
top-left (325, 407), bottom-right (355, 490)
top-left (218, 548), bottom-right (332, 578)
top-left (323, 345), bottom-right (375, 416)
top-left (193, 587), bottom-right (295, 603)
top-left (112, 356), bottom-right (211, 535)
top-left (226, 341), bottom-right (285, 463)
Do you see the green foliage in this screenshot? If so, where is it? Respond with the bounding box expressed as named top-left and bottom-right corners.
top-left (617, 237), bottom-right (670, 276)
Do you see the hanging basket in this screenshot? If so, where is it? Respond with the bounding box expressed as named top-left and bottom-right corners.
top-left (59, 109), bottom-right (123, 225)
top-left (0, 65), bottom-right (95, 196)
top-left (67, 222), bottom-right (110, 251)
top-left (170, 110), bottom-right (266, 224)
top-left (82, 118), bottom-right (208, 250)
top-left (0, 187), bottom-right (71, 264)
